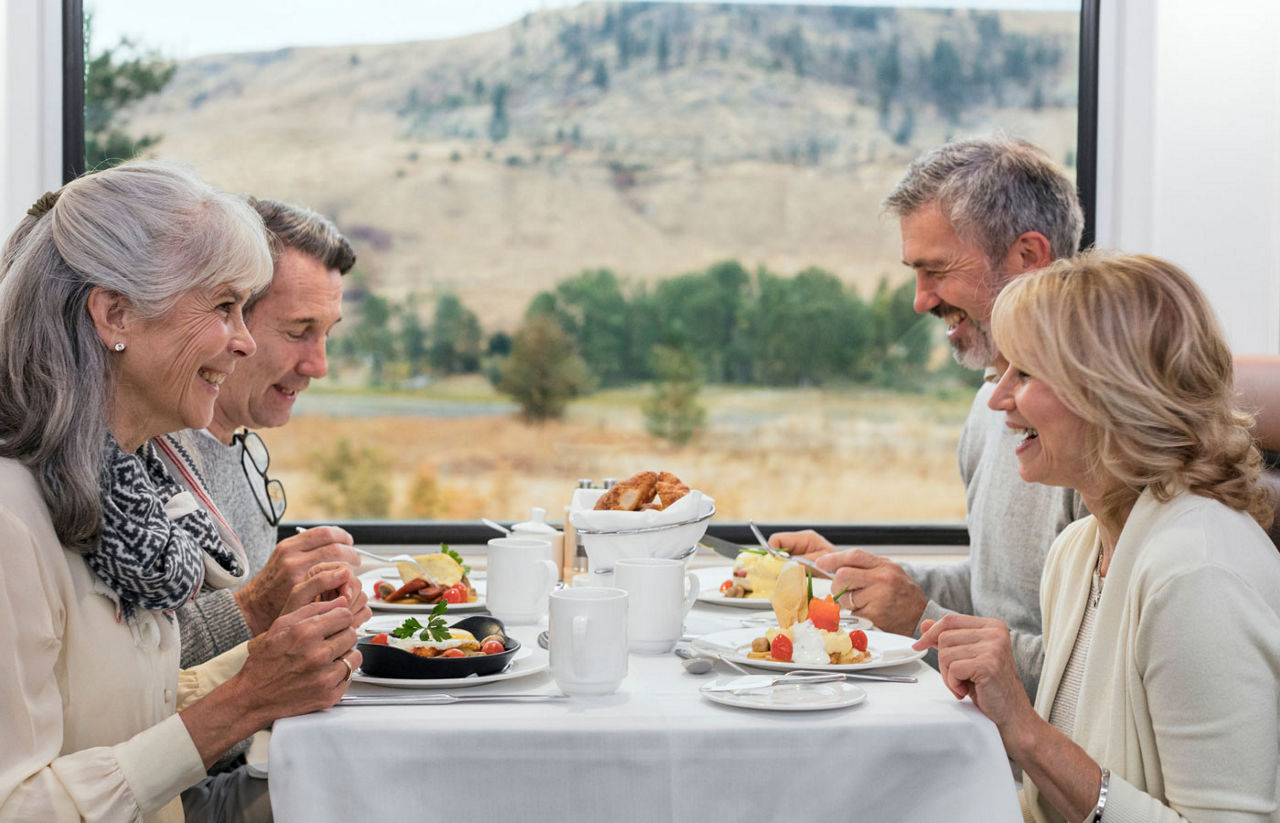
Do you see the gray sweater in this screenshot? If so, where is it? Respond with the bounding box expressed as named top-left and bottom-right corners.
top-left (175, 430), bottom-right (279, 669)
top-left (903, 381), bottom-right (1086, 700)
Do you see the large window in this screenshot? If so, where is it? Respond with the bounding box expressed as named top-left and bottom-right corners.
top-left (79, 1), bottom-right (1091, 527)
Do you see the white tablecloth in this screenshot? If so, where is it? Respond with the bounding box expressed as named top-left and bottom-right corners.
top-left (269, 602), bottom-right (1021, 823)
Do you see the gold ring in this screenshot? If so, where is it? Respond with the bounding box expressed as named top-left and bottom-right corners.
top-left (340, 654), bottom-right (354, 684)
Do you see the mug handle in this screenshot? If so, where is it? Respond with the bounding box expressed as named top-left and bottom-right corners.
top-left (682, 571), bottom-right (700, 615)
top-left (572, 613), bottom-right (590, 679)
top-left (536, 559), bottom-right (559, 600)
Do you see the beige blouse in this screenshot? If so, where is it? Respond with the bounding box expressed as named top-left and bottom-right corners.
top-left (0, 458), bottom-right (248, 823)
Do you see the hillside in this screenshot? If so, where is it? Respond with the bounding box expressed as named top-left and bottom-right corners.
top-left (122, 2), bottom-right (1078, 331)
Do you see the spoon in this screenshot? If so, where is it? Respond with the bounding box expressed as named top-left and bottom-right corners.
top-left (702, 671), bottom-right (847, 693)
top-left (747, 521), bottom-right (833, 580)
top-left (674, 646), bottom-right (714, 674)
top-left (481, 518), bottom-right (511, 535)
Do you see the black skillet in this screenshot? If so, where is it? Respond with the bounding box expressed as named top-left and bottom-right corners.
top-left (357, 614), bottom-right (520, 679)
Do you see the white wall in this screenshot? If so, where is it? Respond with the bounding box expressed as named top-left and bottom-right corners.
top-left (1095, 0), bottom-right (1280, 354)
top-left (0, 0), bottom-right (62, 235)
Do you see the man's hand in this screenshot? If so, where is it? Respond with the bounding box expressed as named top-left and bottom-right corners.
top-left (767, 529), bottom-right (836, 557)
top-left (815, 549), bottom-right (929, 637)
top-left (235, 526), bottom-right (358, 635)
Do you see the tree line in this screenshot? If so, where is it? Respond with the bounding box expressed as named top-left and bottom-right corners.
top-left (333, 260), bottom-right (976, 422)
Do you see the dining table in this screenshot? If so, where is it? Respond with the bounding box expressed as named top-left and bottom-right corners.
top-left (268, 569), bottom-right (1022, 823)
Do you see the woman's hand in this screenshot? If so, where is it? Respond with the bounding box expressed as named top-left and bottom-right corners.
top-left (240, 598), bottom-right (361, 720)
top-left (281, 562), bottom-right (372, 631)
top-left (180, 598), bottom-right (360, 767)
top-left (914, 614), bottom-right (1039, 756)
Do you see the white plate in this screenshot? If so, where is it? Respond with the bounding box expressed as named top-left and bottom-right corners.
top-left (692, 627), bottom-right (925, 672)
top-left (692, 567), bottom-right (837, 610)
top-left (352, 645), bottom-right (547, 689)
top-left (737, 614), bottom-right (873, 632)
top-left (699, 681), bottom-right (866, 712)
top-left (362, 571), bottom-right (487, 612)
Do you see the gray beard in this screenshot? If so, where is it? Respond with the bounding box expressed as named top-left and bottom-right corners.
top-left (949, 317), bottom-right (998, 371)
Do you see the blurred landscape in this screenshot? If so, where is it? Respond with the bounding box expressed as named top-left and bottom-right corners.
top-left (109, 1), bottom-right (1078, 522)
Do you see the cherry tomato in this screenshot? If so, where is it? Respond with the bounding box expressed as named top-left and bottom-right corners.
top-left (719, 579), bottom-right (734, 593)
top-left (481, 639), bottom-right (505, 655)
top-left (440, 648), bottom-right (466, 658)
top-left (808, 596), bottom-right (840, 632)
top-left (372, 581), bottom-right (395, 601)
top-left (370, 633), bottom-right (389, 645)
top-left (770, 634), bottom-right (793, 662)
top-left (442, 583), bottom-right (469, 604)
top-left (849, 630), bottom-right (868, 653)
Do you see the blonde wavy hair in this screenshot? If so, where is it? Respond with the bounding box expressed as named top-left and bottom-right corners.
top-left (991, 252), bottom-right (1272, 529)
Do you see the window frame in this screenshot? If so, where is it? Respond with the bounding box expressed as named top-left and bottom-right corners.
top-left (62, 0), bottom-right (1099, 546)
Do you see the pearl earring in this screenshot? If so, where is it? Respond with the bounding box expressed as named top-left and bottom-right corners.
top-left (114, 342), bottom-right (125, 352)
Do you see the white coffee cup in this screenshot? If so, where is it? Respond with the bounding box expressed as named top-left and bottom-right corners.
top-left (549, 587), bottom-right (628, 695)
top-left (613, 557), bottom-right (700, 654)
top-left (485, 537), bottom-right (559, 625)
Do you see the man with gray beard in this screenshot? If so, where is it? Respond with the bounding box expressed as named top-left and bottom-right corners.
top-left (771, 138), bottom-right (1087, 700)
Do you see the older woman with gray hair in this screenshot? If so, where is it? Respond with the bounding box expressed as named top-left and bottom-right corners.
top-left (916, 252), bottom-right (1280, 821)
top-left (0, 161), bottom-right (365, 822)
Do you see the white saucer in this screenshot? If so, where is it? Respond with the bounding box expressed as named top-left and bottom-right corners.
top-left (699, 680), bottom-right (867, 711)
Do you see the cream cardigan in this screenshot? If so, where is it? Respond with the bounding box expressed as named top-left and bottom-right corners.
top-left (0, 458), bottom-right (248, 823)
top-left (1023, 489), bottom-right (1280, 822)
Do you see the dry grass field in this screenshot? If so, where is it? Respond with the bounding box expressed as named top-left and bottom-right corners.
top-left (269, 377), bottom-right (972, 524)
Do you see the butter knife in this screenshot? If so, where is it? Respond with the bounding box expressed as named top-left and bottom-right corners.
top-left (339, 693), bottom-right (567, 706)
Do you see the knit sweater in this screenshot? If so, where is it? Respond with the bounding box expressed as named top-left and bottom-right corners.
top-left (175, 430), bottom-right (279, 669)
top-left (1024, 490), bottom-right (1280, 822)
top-left (903, 381), bottom-right (1087, 700)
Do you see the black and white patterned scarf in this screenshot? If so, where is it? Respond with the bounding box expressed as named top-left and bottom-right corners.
top-left (88, 436), bottom-right (243, 621)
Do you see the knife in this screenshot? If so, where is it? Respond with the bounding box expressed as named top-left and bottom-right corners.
top-left (698, 534), bottom-right (743, 559)
top-left (338, 693), bottom-right (568, 706)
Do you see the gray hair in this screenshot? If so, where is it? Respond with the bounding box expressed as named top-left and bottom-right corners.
top-left (0, 160), bottom-right (273, 553)
top-left (882, 136), bottom-right (1084, 265)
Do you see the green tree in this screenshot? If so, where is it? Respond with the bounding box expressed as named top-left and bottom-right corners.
top-left (398, 297), bottom-right (429, 378)
top-left (83, 15), bottom-right (176, 170)
top-left (929, 38), bottom-right (966, 123)
top-left (651, 260), bottom-right (752, 383)
top-left (499, 313), bottom-right (590, 421)
top-left (488, 83), bottom-right (510, 142)
top-left (750, 267), bottom-right (867, 385)
top-left (643, 344), bottom-right (707, 447)
top-left (874, 37), bottom-right (902, 124)
top-left (542, 269), bottom-right (640, 386)
top-left (430, 294), bottom-right (483, 375)
top-left (308, 438), bottom-right (392, 518)
top-left (592, 59), bottom-right (610, 91)
top-left (350, 291), bottom-right (396, 386)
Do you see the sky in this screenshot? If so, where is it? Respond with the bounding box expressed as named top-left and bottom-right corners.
top-left (89, 0), bottom-right (1077, 59)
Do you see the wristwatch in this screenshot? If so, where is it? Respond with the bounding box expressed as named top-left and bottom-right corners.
top-left (1087, 766), bottom-right (1110, 823)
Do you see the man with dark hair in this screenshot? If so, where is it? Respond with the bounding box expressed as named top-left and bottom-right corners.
top-left (174, 198), bottom-right (359, 669)
top-left (772, 137), bottom-right (1087, 699)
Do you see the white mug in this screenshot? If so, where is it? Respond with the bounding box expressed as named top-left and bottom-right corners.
top-left (613, 557), bottom-right (700, 654)
top-left (549, 587), bottom-right (628, 695)
top-left (485, 537), bottom-right (558, 625)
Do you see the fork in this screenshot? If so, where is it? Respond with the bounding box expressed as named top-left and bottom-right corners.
top-left (747, 521), bottom-right (833, 580)
top-left (350, 545), bottom-right (438, 584)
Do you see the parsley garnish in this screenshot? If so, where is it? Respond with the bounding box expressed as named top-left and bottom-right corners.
top-left (390, 601), bottom-right (452, 643)
top-left (441, 544), bottom-right (470, 576)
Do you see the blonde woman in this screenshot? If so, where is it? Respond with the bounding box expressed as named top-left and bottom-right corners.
top-left (916, 253), bottom-right (1280, 821)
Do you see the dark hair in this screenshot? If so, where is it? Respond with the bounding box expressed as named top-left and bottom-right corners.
top-left (248, 197), bottom-right (356, 275)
